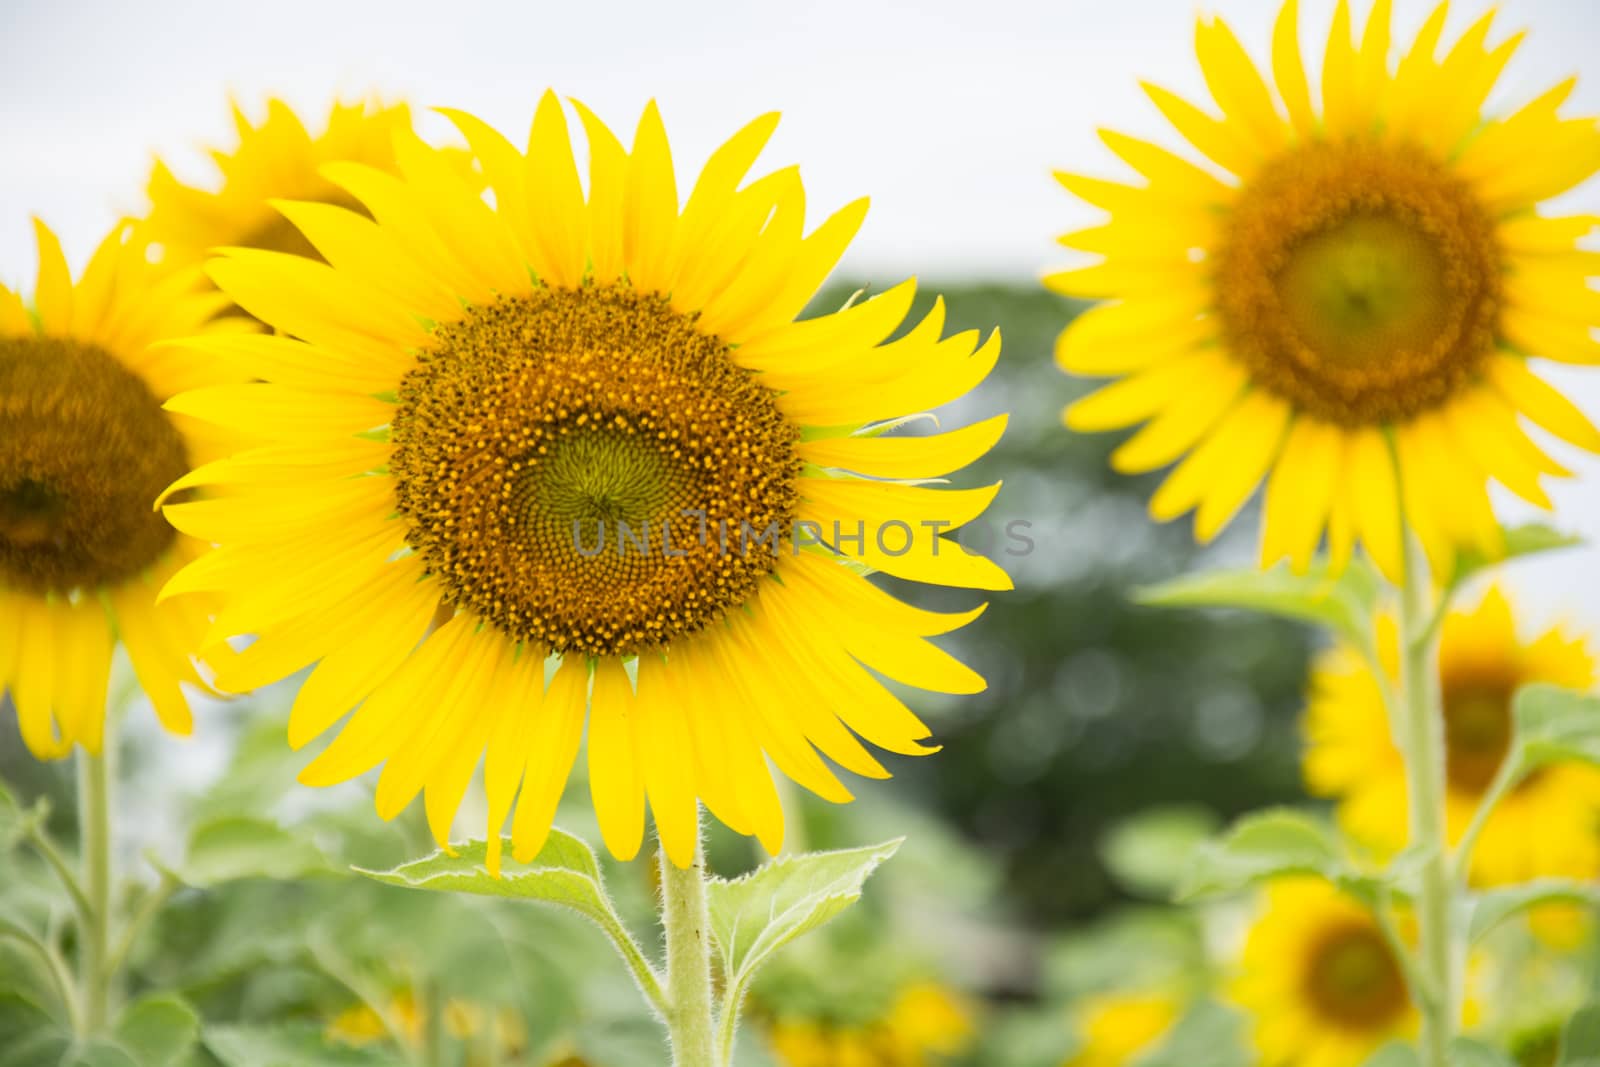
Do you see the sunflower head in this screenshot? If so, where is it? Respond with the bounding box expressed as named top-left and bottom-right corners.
top-left (162, 91), bottom-right (1006, 873)
top-left (1232, 878), bottom-right (1417, 1067)
top-left (1304, 586), bottom-right (1600, 886)
top-left (1051, 0), bottom-right (1600, 580)
top-left (0, 220), bottom-right (246, 759)
top-left (143, 96), bottom-right (414, 268)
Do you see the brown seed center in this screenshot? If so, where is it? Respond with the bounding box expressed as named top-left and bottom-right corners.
top-left (1215, 141), bottom-right (1501, 425)
top-left (1303, 920), bottom-right (1408, 1028)
top-left (0, 335), bottom-right (188, 593)
top-left (390, 286), bottom-right (802, 658)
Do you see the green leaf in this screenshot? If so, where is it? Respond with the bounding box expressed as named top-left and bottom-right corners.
top-left (1177, 809), bottom-right (1342, 900)
top-left (1513, 683), bottom-right (1600, 768)
top-left (707, 840), bottom-right (901, 1005)
top-left (1450, 523), bottom-right (1582, 587)
top-left (356, 830), bottom-right (661, 1005)
top-left (62, 1043), bottom-right (142, 1067)
top-left (204, 1023), bottom-right (395, 1067)
top-left (115, 995), bottom-right (200, 1067)
top-left (1360, 1044), bottom-right (1420, 1067)
top-left (169, 816), bottom-right (332, 888)
top-left (1563, 1003), bottom-right (1600, 1064)
top-left (1134, 562), bottom-right (1378, 649)
top-left (1449, 1037), bottom-right (1517, 1067)
top-left (0, 990), bottom-right (62, 1067)
top-left (1099, 806), bottom-right (1219, 898)
top-left (1468, 879), bottom-right (1600, 943)
top-left (357, 830), bottom-right (611, 920)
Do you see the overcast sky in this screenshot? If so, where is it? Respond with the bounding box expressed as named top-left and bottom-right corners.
top-left (3, 0), bottom-right (1599, 624)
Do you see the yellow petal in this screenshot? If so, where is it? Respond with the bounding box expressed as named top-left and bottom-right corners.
top-left (570, 99), bottom-right (629, 284)
top-left (11, 594), bottom-right (70, 759)
top-left (1107, 359), bottom-right (1249, 474)
top-left (1271, 0), bottom-right (1317, 136)
top-left (1489, 355), bottom-right (1600, 452)
top-left (1148, 389), bottom-right (1289, 535)
top-left (1195, 15), bottom-right (1287, 151)
top-left (510, 654), bottom-right (589, 864)
top-left (633, 656), bottom-right (700, 869)
top-left (1054, 297), bottom-right (1213, 377)
top-left (1142, 81), bottom-right (1260, 177)
top-left (1345, 428), bottom-right (1404, 583)
top-left (523, 90), bottom-right (588, 288)
top-left (51, 595), bottom-right (114, 754)
top-left (797, 414), bottom-right (1008, 480)
top-left (622, 101), bottom-right (679, 294)
top-left (1260, 417), bottom-right (1343, 572)
top-left (587, 658), bottom-right (646, 862)
top-left (31, 219), bottom-right (74, 336)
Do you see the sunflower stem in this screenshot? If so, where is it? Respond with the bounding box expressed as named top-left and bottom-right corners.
top-left (1397, 536), bottom-right (1455, 1067)
top-left (659, 833), bottom-right (717, 1067)
top-left (77, 749), bottom-right (114, 1034)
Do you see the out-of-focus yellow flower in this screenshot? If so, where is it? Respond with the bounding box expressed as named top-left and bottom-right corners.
top-left (1305, 586), bottom-right (1600, 886)
top-left (0, 220), bottom-right (245, 758)
top-left (326, 988), bottom-right (523, 1063)
top-left (1232, 878), bottom-right (1417, 1067)
top-left (143, 97), bottom-right (414, 268)
top-left (1063, 990), bottom-right (1181, 1067)
top-left (1051, 0), bottom-right (1600, 579)
top-left (766, 980), bottom-right (975, 1067)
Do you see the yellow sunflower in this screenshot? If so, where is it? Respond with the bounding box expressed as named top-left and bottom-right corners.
top-left (1063, 990), bottom-right (1181, 1067)
top-left (326, 987), bottom-right (523, 1062)
top-left (1305, 586), bottom-right (1600, 886)
top-left (0, 220), bottom-right (245, 758)
top-left (1050, 0), bottom-right (1600, 579)
top-left (1232, 878), bottom-right (1417, 1067)
top-left (144, 96), bottom-right (414, 267)
top-left (159, 92), bottom-right (1008, 873)
top-left (766, 980), bottom-right (974, 1067)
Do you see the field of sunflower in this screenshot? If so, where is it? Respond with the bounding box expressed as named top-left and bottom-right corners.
top-left (3, 1), bottom-right (1600, 1066)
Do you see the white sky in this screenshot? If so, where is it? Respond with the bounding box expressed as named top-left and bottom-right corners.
top-left (3, 0), bottom-right (1600, 626)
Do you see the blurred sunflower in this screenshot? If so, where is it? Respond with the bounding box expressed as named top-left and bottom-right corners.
top-left (326, 987), bottom-right (523, 1063)
top-left (144, 97), bottom-right (413, 268)
top-left (1232, 878), bottom-right (1416, 1067)
top-left (765, 980), bottom-right (974, 1067)
top-left (0, 221), bottom-right (243, 758)
top-left (1063, 990), bottom-right (1181, 1067)
top-left (1304, 586), bottom-right (1600, 885)
top-left (1050, 0), bottom-right (1600, 578)
top-left (160, 91), bottom-right (1007, 872)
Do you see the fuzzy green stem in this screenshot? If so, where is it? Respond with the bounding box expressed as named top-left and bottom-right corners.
top-left (1397, 538), bottom-right (1455, 1067)
top-left (77, 750), bottom-right (113, 1033)
top-left (660, 834), bottom-right (717, 1067)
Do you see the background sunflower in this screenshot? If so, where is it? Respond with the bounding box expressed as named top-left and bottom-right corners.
top-left (1049, 0), bottom-right (1600, 581)
top-left (0, 219), bottom-right (246, 758)
top-left (1305, 586), bottom-right (1600, 886)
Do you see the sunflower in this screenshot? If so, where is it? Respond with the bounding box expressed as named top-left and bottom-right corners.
top-left (765, 980), bottom-right (974, 1067)
top-left (1049, 0), bottom-right (1600, 579)
top-left (159, 92), bottom-right (1008, 873)
top-left (0, 220), bottom-right (244, 759)
top-left (1304, 586), bottom-right (1600, 886)
top-left (326, 987), bottom-right (523, 1062)
top-left (143, 96), bottom-right (414, 268)
top-left (1232, 878), bottom-right (1417, 1067)
top-left (1063, 990), bottom-right (1181, 1067)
